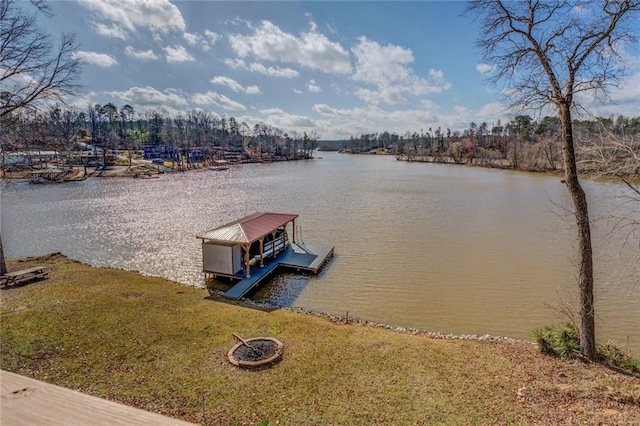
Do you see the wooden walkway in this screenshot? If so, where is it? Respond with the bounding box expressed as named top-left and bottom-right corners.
top-left (0, 370), bottom-right (197, 426)
top-left (224, 242), bottom-right (334, 299)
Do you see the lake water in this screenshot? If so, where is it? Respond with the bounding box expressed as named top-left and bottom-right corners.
top-left (2, 152), bottom-right (638, 354)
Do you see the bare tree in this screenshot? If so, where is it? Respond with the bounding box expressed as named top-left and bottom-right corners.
top-left (0, 0), bottom-right (82, 118)
top-left (1, 0), bottom-right (83, 274)
top-left (0, 231), bottom-right (5, 275)
top-left (467, 0), bottom-right (640, 360)
top-left (580, 124), bottom-right (640, 246)
top-left (580, 124), bottom-right (640, 195)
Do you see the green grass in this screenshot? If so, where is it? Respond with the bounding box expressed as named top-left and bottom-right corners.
top-left (2, 255), bottom-right (639, 425)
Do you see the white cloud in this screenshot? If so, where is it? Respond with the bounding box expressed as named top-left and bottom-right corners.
top-left (609, 70), bottom-right (640, 109)
top-left (424, 105), bottom-right (499, 131)
top-left (163, 45), bottom-right (195, 63)
top-left (258, 107), bottom-right (316, 128)
top-left (124, 46), bottom-right (158, 60)
top-left (224, 58), bottom-right (245, 69)
top-left (228, 20), bottom-right (351, 74)
top-left (72, 51), bottom-right (117, 67)
top-left (200, 30), bottom-right (221, 51)
top-left (584, 69), bottom-right (640, 117)
top-left (224, 58), bottom-right (299, 78)
top-left (355, 87), bottom-right (406, 106)
top-left (182, 31), bottom-right (220, 52)
top-left (476, 63), bottom-right (494, 75)
top-left (0, 66), bottom-right (38, 94)
top-left (191, 91), bottom-right (246, 110)
top-left (211, 76), bottom-right (243, 92)
top-left (476, 102), bottom-right (508, 121)
top-left (77, 0), bottom-right (186, 38)
top-left (245, 86), bottom-right (261, 95)
top-left (204, 30), bottom-right (220, 44)
top-left (421, 99), bottom-right (441, 112)
top-left (93, 23), bottom-right (127, 40)
top-left (351, 37), bottom-right (451, 106)
top-left (352, 37), bottom-right (414, 85)
top-left (183, 32), bottom-right (200, 45)
top-left (308, 80), bottom-right (321, 93)
top-left (571, 5), bottom-right (589, 15)
top-left (211, 76), bottom-right (262, 95)
top-left (106, 86), bottom-right (188, 106)
top-left (429, 69), bottom-right (444, 81)
top-left (293, 89), bottom-right (302, 94)
top-left (249, 62), bottom-right (299, 78)
top-left (305, 13), bottom-right (318, 32)
top-left (453, 105), bottom-right (472, 116)
top-left (313, 103), bottom-right (343, 116)
top-left (311, 103), bottom-right (442, 139)
top-left (259, 108), bottom-right (284, 115)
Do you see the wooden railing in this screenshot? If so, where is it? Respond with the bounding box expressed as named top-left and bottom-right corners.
top-left (262, 234), bottom-right (290, 259)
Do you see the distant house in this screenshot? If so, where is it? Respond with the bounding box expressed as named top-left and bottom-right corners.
top-left (1, 150), bottom-right (59, 166)
top-left (143, 145), bottom-right (177, 160)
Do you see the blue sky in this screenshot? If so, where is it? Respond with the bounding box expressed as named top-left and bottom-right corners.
top-left (33, 0), bottom-right (640, 139)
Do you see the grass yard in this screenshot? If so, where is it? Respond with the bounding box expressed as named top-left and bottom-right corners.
top-left (1, 254), bottom-right (639, 425)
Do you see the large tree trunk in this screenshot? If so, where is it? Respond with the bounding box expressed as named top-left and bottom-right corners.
top-left (559, 103), bottom-right (596, 360)
top-left (0, 233), bottom-right (7, 276)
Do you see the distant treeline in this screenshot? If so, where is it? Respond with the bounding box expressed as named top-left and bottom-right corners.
top-left (1, 103), bottom-right (318, 168)
top-left (342, 115), bottom-right (640, 174)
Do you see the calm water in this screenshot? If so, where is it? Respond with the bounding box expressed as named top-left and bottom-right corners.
top-left (2, 152), bottom-right (638, 354)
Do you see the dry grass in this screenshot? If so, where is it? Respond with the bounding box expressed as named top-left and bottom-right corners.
top-left (1, 255), bottom-right (639, 425)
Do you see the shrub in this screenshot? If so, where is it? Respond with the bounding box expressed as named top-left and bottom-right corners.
top-left (531, 323), bottom-right (579, 359)
top-left (531, 326), bottom-right (554, 355)
top-left (598, 340), bottom-right (640, 374)
top-left (533, 324), bottom-right (640, 374)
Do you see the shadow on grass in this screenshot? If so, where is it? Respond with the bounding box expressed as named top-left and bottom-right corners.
top-left (203, 290), bottom-right (280, 313)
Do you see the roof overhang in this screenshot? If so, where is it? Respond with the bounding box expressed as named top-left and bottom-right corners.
top-left (197, 212), bottom-right (298, 245)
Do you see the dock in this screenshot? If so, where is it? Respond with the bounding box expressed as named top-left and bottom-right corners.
top-left (224, 242), bottom-right (334, 299)
top-left (197, 212), bottom-right (334, 300)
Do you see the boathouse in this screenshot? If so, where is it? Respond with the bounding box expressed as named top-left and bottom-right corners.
top-left (197, 212), bottom-right (334, 299)
top-left (197, 212), bottom-right (298, 278)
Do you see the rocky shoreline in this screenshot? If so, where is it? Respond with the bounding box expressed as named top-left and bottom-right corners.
top-left (203, 285), bottom-right (531, 346)
top-left (15, 252), bottom-right (531, 346)
top-left (287, 306), bottom-right (532, 345)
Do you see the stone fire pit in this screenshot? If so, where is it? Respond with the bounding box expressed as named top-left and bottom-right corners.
top-left (228, 334), bottom-right (283, 368)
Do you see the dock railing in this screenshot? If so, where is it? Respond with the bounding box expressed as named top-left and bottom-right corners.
top-left (261, 234), bottom-right (289, 259)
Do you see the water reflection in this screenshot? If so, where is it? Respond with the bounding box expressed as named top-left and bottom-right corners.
top-left (2, 152), bottom-right (638, 354)
top-left (252, 273), bottom-right (312, 306)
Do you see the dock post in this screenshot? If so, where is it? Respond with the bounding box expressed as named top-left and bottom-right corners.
top-left (242, 243), bottom-right (251, 278)
top-left (259, 237), bottom-right (264, 267)
top-left (292, 219), bottom-right (296, 243)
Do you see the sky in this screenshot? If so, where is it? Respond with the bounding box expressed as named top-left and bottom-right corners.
top-left (31, 0), bottom-right (640, 140)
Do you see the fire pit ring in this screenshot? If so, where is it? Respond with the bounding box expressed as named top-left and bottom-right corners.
top-left (227, 335), bottom-right (283, 368)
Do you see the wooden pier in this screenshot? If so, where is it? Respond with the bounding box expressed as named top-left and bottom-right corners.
top-left (224, 242), bottom-right (334, 299)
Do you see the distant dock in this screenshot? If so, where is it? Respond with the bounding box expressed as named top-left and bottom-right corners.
top-left (197, 212), bottom-right (334, 300)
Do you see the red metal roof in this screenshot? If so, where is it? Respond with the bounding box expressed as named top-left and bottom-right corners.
top-left (197, 212), bottom-right (298, 244)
